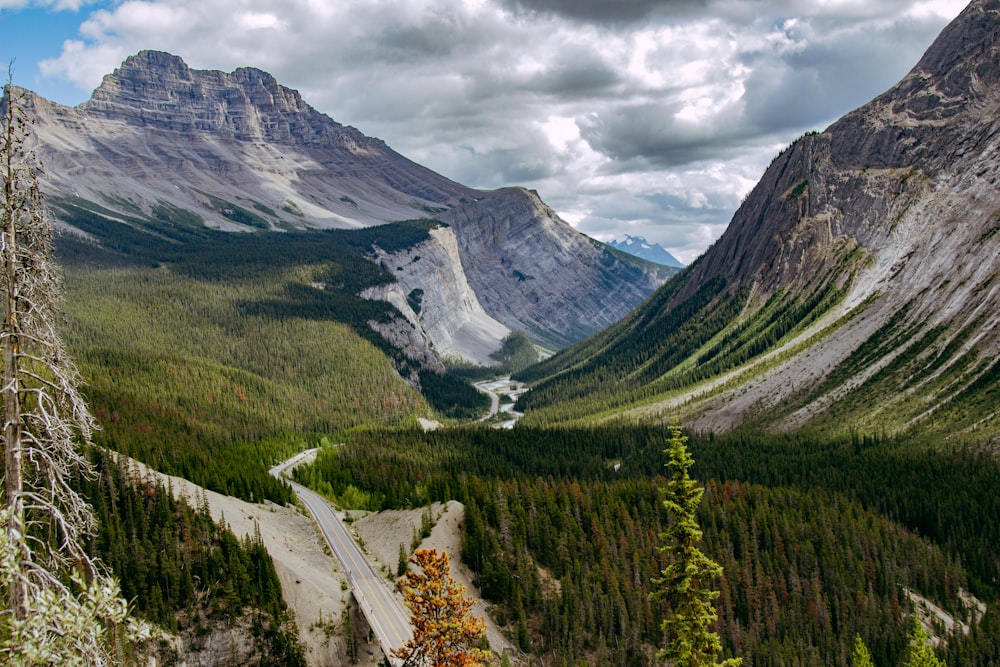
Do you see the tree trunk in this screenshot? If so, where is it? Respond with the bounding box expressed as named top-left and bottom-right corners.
top-left (2, 82), bottom-right (26, 622)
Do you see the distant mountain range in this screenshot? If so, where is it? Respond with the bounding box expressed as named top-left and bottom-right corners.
top-left (22, 50), bottom-right (675, 364)
top-left (520, 0), bottom-right (1000, 444)
top-left (607, 235), bottom-right (684, 268)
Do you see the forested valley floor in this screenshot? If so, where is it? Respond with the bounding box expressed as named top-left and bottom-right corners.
top-left (51, 211), bottom-right (999, 665)
top-left (293, 425), bottom-right (1000, 666)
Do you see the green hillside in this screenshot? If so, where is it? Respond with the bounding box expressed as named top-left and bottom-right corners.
top-left (54, 200), bottom-right (484, 501)
top-left (516, 239), bottom-right (1000, 445)
top-left (515, 255), bottom-right (849, 424)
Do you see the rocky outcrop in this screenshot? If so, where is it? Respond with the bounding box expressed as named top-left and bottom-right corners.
top-left (365, 312), bottom-right (446, 382)
top-left (84, 50), bottom-right (350, 146)
top-left (442, 188), bottom-right (664, 350)
top-left (682, 0), bottom-right (1000, 304)
top-left (361, 226), bottom-right (510, 366)
top-left (23, 50), bottom-right (667, 360)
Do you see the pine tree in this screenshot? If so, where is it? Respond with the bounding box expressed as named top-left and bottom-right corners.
top-left (902, 618), bottom-right (946, 667)
top-left (853, 634), bottom-right (875, 667)
top-left (398, 541), bottom-right (409, 577)
top-left (0, 77), bottom-right (147, 664)
top-left (652, 421), bottom-right (741, 667)
top-left (392, 548), bottom-right (490, 667)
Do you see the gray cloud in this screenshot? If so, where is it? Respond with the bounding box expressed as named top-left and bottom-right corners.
top-left (500, 0), bottom-right (710, 24)
top-left (529, 50), bottom-right (622, 97)
top-left (577, 102), bottom-right (751, 167)
top-left (35, 0), bottom-right (967, 261)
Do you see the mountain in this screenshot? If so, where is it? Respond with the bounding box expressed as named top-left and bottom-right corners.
top-left (520, 0), bottom-right (1000, 443)
top-left (16, 27), bottom-right (1000, 667)
top-left (26, 50), bottom-right (670, 360)
top-left (607, 235), bottom-right (684, 268)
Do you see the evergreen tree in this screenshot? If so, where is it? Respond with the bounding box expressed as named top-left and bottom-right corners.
top-left (398, 542), bottom-right (409, 577)
top-left (392, 548), bottom-right (490, 667)
top-left (853, 634), bottom-right (876, 667)
top-left (902, 618), bottom-right (946, 667)
top-left (652, 422), bottom-right (741, 667)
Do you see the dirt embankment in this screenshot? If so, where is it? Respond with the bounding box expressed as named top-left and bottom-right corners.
top-left (126, 455), bottom-right (518, 665)
top-left (120, 456), bottom-right (374, 666)
top-left (353, 500), bottom-right (521, 663)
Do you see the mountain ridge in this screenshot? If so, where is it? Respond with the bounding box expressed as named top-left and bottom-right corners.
top-left (23, 50), bottom-right (672, 362)
top-left (607, 235), bottom-right (684, 268)
top-left (519, 0), bottom-right (1000, 442)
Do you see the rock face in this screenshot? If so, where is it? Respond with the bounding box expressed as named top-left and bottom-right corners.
top-left (23, 50), bottom-right (667, 363)
top-left (361, 226), bottom-right (510, 366)
top-left (679, 0), bottom-right (1000, 307)
top-left (527, 0), bottom-right (1000, 438)
top-left (441, 188), bottom-right (667, 349)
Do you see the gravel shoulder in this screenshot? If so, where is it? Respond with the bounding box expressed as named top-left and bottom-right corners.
top-left (353, 500), bottom-right (520, 662)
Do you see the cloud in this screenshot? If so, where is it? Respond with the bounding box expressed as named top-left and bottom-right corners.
top-left (499, 0), bottom-right (710, 24)
top-left (34, 0), bottom-right (966, 261)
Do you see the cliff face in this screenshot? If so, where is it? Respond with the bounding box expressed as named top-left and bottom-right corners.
top-left (524, 0), bottom-right (1000, 439)
top-left (83, 50), bottom-right (335, 142)
top-left (441, 188), bottom-right (662, 350)
top-left (361, 226), bottom-right (510, 366)
top-left (681, 0), bottom-right (1000, 306)
top-left (24, 50), bottom-right (668, 364)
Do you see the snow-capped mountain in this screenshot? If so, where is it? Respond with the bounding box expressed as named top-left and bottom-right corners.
top-left (607, 235), bottom-right (685, 268)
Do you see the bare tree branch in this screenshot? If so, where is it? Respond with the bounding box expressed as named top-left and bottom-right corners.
top-left (1, 72), bottom-right (145, 665)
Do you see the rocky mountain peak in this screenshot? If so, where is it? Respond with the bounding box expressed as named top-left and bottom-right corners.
top-left (607, 235), bottom-right (684, 268)
top-left (676, 0), bottom-right (1000, 303)
top-left (910, 0), bottom-right (1000, 96)
top-left (81, 50), bottom-right (373, 148)
top-left (24, 50), bottom-right (668, 366)
top-left (827, 0), bottom-right (1000, 173)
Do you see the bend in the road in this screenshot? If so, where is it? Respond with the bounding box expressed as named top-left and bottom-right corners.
top-left (271, 454), bottom-right (412, 666)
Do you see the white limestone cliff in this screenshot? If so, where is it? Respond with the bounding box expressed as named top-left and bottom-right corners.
top-left (361, 227), bottom-right (510, 366)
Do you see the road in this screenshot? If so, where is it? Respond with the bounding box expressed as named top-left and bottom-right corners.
top-left (271, 453), bottom-right (412, 665)
top-left (475, 377), bottom-right (528, 428)
top-left (475, 380), bottom-right (501, 421)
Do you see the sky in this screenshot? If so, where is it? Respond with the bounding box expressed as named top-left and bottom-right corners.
top-left (0, 0), bottom-right (969, 264)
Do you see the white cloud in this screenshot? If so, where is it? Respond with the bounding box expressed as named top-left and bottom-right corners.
top-left (904, 0), bottom-right (968, 19)
top-left (34, 0), bottom-right (966, 260)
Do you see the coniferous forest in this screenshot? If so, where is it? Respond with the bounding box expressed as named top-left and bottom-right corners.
top-left (45, 199), bottom-right (999, 665)
top-left (77, 449), bottom-right (306, 665)
top-left (293, 425), bottom-right (1000, 666)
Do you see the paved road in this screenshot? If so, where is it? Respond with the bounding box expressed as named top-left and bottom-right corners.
top-left (475, 380), bottom-right (502, 421)
top-left (475, 377), bottom-right (527, 428)
top-left (271, 453), bottom-right (412, 665)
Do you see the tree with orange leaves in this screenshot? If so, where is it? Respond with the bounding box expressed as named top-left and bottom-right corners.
top-left (393, 548), bottom-right (490, 667)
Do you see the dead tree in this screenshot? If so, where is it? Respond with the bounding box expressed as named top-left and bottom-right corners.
top-left (1, 74), bottom-right (144, 665)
